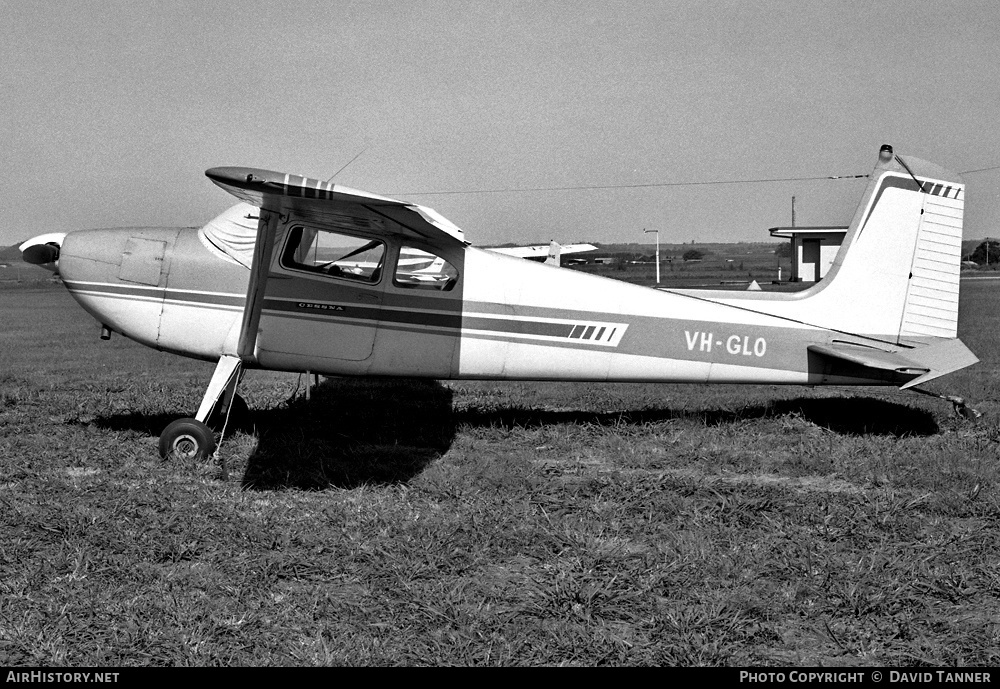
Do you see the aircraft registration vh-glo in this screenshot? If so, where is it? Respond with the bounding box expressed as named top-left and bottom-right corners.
top-left (19, 144), bottom-right (979, 461)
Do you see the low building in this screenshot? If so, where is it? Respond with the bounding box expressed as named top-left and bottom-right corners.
top-left (769, 226), bottom-right (848, 282)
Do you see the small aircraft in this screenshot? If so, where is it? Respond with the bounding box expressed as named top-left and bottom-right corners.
top-left (19, 144), bottom-right (978, 460)
top-left (489, 241), bottom-right (598, 266)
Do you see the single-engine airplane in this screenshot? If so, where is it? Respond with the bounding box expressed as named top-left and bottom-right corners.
top-left (490, 241), bottom-right (598, 266)
top-left (19, 144), bottom-right (978, 460)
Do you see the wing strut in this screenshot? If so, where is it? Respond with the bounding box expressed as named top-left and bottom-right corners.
top-left (159, 210), bottom-right (279, 461)
top-left (194, 209), bottom-right (278, 422)
top-left (238, 209), bottom-right (279, 360)
top-left (198, 209), bottom-right (279, 419)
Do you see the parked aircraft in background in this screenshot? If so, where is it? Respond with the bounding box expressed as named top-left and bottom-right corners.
top-left (336, 241), bottom-right (586, 284)
top-left (20, 144), bottom-right (978, 460)
top-left (489, 241), bottom-right (598, 266)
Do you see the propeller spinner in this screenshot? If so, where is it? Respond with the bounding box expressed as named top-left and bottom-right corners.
top-left (18, 233), bottom-right (66, 273)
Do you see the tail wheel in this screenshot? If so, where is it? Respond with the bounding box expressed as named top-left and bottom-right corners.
top-left (159, 418), bottom-right (215, 461)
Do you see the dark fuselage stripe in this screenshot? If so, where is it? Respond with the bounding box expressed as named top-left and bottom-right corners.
top-left (64, 282), bottom-right (594, 343)
top-left (262, 299), bottom-right (576, 339)
top-left (64, 281), bottom-right (245, 308)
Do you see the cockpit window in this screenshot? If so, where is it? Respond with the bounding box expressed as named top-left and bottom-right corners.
top-left (394, 246), bottom-right (458, 291)
top-left (281, 226), bottom-right (385, 283)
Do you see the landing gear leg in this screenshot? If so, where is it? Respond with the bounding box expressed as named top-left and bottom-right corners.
top-left (159, 355), bottom-right (244, 460)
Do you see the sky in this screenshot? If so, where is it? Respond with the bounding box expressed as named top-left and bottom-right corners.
top-left (2, 0), bottom-right (999, 247)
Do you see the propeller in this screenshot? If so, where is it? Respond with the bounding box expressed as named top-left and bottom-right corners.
top-left (18, 233), bottom-right (66, 273)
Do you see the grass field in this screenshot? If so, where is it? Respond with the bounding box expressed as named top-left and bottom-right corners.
top-left (1, 281), bottom-right (999, 666)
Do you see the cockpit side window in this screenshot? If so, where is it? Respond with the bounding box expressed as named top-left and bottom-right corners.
top-left (393, 246), bottom-right (459, 291)
top-left (281, 226), bottom-right (385, 283)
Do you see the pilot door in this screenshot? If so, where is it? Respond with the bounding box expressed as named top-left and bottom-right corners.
top-left (255, 223), bottom-right (388, 370)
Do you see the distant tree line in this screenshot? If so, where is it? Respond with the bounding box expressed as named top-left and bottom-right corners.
top-left (969, 239), bottom-right (1000, 265)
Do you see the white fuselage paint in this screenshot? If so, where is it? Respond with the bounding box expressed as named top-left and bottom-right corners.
top-left (51, 156), bottom-right (970, 391)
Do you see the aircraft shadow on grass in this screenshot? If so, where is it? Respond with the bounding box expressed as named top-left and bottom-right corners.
top-left (238, 378), bottom-right (457, 490)
top-left (93, 381), bottom-right (937, 490)
top-left (456, 395), bottom-right (940, 438)
top-left (94, 378), bottom-right (457, 490)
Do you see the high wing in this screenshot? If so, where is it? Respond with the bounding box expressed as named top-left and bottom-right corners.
top-left (204, 166), bottom-right (470, 363)
top-left (205, 167), bottom-right (468, 246)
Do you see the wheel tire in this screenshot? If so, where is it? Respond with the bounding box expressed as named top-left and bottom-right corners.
top-left (207, 393), bottom-right (250, 431)
top-left (159, 418), bottom-right (216, 460)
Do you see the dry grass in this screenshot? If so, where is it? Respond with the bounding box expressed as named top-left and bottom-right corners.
top-left (1, 283), bottom-right (999, 666)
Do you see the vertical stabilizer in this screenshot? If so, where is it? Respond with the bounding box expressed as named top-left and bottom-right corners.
top-left (545, 240), bottom-right (562, 266)
top-left (797, 145), bottom-right (965, 342)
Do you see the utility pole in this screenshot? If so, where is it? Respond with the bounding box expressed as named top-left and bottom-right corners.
top-left (643, 228), bottom-right (660, 284)
top-left (791, 195), bottom-right (796, 227)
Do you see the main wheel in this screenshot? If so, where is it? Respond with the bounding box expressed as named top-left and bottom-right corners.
top-left (159, 418), bottom-right (216, 460)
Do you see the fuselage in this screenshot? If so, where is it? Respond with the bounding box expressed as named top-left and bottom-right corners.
top-left (18, 146), bottom-right (977, 463)
top-left (54, 216), bottom-right (904, 387)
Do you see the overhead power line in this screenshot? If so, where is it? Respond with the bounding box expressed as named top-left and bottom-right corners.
top-left (960, 165), bottom-right (1000, 175)
top-left (390, 161), bottom-right (1000, 197)
top-left (394, 173), bottom-right (870, 197)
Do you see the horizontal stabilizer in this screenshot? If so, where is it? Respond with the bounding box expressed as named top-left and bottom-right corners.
top-left (808, 339), bottom-right (978, 388)
top-left (808, 343), bottom-right (929, 376)
top-left (895, 338), bottom-right (980, 389)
